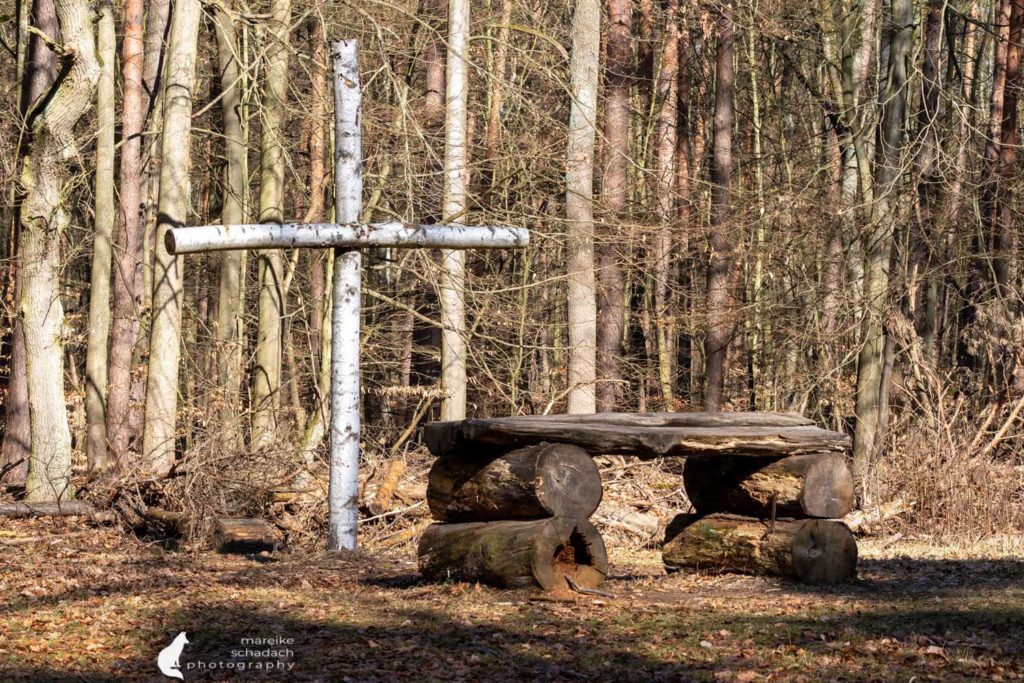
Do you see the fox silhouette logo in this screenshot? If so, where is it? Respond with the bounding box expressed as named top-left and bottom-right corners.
top-left (157, 631), bottom-right (190, 680)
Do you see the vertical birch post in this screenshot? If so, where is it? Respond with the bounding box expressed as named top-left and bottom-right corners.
top-left (328, 40), bottom-right (362, 551)
top-left (440, 0), bottom-right (470, 421)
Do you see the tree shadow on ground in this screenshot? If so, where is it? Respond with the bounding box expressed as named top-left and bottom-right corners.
top-left (4, 552), bottom-right (1024, 681)
top-left (5, 587), bottom-right (1024, 681)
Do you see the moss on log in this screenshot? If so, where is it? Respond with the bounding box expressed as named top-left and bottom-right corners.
top-left (418, 517), bottom-right (607, 591)
top-left (663, 513), bottom-right (857, 585)
top-left (683, 453), bottom-right (855, 518)
top-left (427, 443), bottom-right (602, 521)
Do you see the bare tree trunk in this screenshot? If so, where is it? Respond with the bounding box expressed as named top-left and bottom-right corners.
top-left (653, 0), bottom-right (679, 406)
top-left (484, 0), bottom-right (511, 183)
top-left (914, 0), bottom-right (944, 357)
top-left (705, 0), bottom-right (734, 412)
top-left (142, 0), bottom-right (202, 477)
top-left (424, 0), bottom-right (446, 123)
top-left (596, 0), bottom-right (630, 413)
top-left (993, 0), bottom-right (1023, 297)
top-left (565, 0), bottom-right (600, 414)
top-left (106, 0), bottom-right (146, 465)
top-left (21, 0), bottom-right (99, 500)
top-left (306, 13), bottom-right (328, 379)
top-left (85, 0), bottom-right (116, 471)
top-left (214, 2), bottom-right (249, 451)
top-left (440, 0), bottom-right (470, 421)
top-left (852, 0), bottom-right (912, 491)
top-left (2, 0), bottom-right (60, 485)
top-left (252, 0), bottom-right (292, 447)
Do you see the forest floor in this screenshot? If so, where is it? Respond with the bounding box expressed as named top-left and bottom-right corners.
top-left (1, 518), bottom-right (1022, 682)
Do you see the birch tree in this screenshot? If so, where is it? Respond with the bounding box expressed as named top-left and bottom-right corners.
top-left (565, 0), bottom-right (600, 415)
top-left (440, 0), bottom-right (470, 420)
top-left (21, 0), bottom-right (99, 500)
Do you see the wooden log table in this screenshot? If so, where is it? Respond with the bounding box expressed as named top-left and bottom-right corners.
top-left (418, 412), bottom-right (858, 589)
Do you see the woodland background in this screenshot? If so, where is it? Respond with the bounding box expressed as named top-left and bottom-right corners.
top-left (0, 0), bottom-right (1022, 543)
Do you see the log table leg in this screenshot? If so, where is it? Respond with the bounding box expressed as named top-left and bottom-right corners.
top-left (418, 517), bottom-right (608, 591)
top-left (683, 452), bottom-right (855, 519)
top-left (427, 443), bottom-right (603, 521)
top-left (663, 513), bottom-right (857, 585)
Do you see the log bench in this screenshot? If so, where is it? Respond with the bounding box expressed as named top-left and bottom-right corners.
top-left (418, 412), bottom-right (857, 591)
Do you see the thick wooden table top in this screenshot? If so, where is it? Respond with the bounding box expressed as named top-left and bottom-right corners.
top-left (423, 412), bottom-right (850, 459)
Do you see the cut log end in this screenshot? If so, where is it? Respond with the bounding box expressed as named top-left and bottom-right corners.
top-left (684, 453), bottom-right (855, 519)
top-left (536, 517), bottom-right (608, 591)
top-left (427, 443), bottom-right (602, 522)
top-left (663, 513), bottom-right (857, 585)
top-left (792, 519), bottom-right (859, 585)
top-left (418, 517), bottom-right (607, 592)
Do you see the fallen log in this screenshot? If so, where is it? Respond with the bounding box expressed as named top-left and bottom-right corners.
top-left (683, 453), bottom-right (855, 518)
top-left (593, 501), bottom-right (662, 540)
top-left (423, 414), bottom-right (849, 459)
top-left (213, 518), bottom-right (279, 554)
top-left (418, 517), bottom-right (607, 591)
top-left (367, 459), bottom-right (406, 516)
top-left (427, 443), bottom-right (602, 521)
top-left (843, 496), bottom-right (912, 534)
top-left (0, 501), bottom-right (103, 519)
top-left (663, 513), bottom-right (857, 585)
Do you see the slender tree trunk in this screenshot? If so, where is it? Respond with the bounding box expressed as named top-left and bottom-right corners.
top-left (306, 13), bottom-right (328, 378)
top-left (485, 0), bottom-right (511, 179)
top-left (676, 11), bottom-right (695, 404)
top-left (142, 0), bottom-right (202, 477)
top-left (705, 0), bottom-right (734, 412)
top-left (424, 0), bottom-right (446, 123)
top-left (440, 0), bottom-right (470, 421)
top-left (106, 0), bottom-right (147, 465)
top-left (252, 0), bottom-right (292, 447)
top-left (1, 0), bottom-right (59, 485)
top-left (85, 0), bottom-right (116, 471)
top-left (993, 0), bottom-right (1023, 297)
top-left (566, 0), bottom-right (600, 414)
top-left (21, 0), bottom-right (99, 500)
top-left (914, 0), bottom-right (944, 357)
top-left (596, 0), bottom-right (630, 413)
top-left (214, 2), bottom-right (249, 450)
top-left (653, 0), bottom-right (680, 406)
top-left (976, 0), bottom-right (1012, 298)
top-left (852, 0), bottom-right (913, 492)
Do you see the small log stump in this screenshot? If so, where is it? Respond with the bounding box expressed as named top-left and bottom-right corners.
top-left (213, 518), bottom-right (278, 554)
top-left (663, 513), bottom-right (857, 585)
top-left (427, 443), bottom-right (602, 521)
top-left (418, 517), bottom-right (608, 591)
top-left (683, 452), bottom-right (855, 518)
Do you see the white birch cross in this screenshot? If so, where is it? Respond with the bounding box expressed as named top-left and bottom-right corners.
top-left (166, 40), bottom-right (528, 551)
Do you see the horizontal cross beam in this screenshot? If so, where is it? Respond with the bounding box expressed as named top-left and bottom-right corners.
top-left (165, 222), bottom-right (529, 255)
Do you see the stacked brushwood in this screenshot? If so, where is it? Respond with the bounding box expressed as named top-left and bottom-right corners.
top-left (423, 411), bottom-right (858, 587)
top-left (417, 441), bottom-right (608, 592)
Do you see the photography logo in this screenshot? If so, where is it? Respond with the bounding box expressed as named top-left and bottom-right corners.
top-left (157, 631), bottom-right (190, 680)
